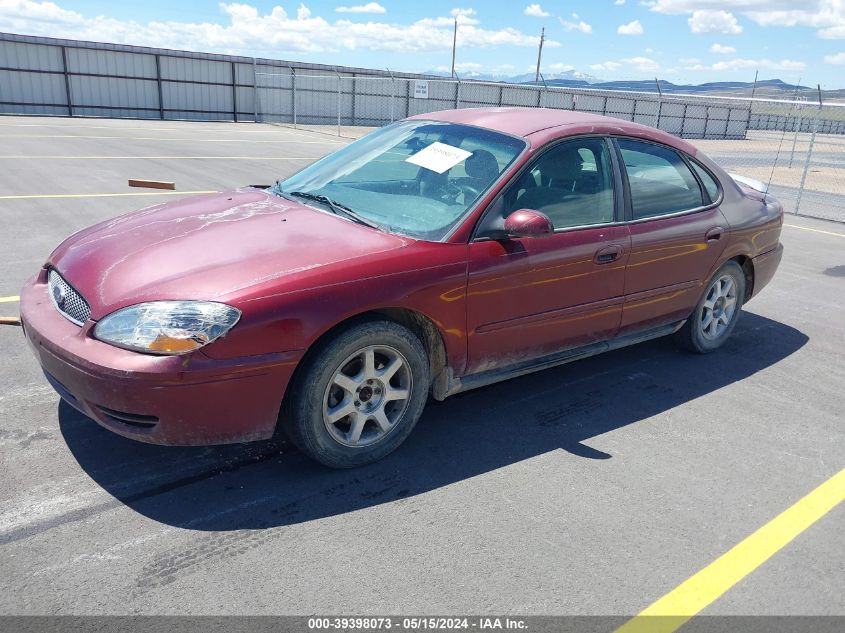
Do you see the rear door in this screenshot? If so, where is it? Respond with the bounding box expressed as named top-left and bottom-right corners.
top-left (465, 137), bottom-right (630, 374)
top-left (613, 137), bottom-right (729, 335)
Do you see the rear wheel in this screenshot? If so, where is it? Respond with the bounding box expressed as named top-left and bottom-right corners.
top-left (283, 320), bottom-right (429, 468)
top-left (674, 260), bottom-right (746, 354)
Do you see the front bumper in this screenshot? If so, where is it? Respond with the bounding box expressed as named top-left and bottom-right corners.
top-left (20, 271), bottom-right (302, 445)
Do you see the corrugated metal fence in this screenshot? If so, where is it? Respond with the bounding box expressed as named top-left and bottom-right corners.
top-left (0, 31), bottom-right (756, 139)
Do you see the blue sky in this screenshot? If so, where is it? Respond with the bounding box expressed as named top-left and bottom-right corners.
top-left (1, 1), bottom-right (844, 87)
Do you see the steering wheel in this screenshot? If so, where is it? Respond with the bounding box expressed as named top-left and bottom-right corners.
top-left (459, 182), bottom-right (482, 201)
top-left (437, 181), bottom-right (481, 204)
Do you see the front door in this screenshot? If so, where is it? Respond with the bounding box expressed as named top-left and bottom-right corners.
top-left (465, 137), bottom-right (630, 374)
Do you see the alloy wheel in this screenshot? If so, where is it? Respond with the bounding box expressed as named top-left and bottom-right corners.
top-left (699, 274), bottom-right (738, 341)
top-left (322, 345), bottom-right (413, 447)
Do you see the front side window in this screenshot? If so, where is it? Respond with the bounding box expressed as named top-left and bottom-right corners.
top-left (503, 137), bottom-right (615, 229)
top-left (274, 120), bottom-right (525, 241)
top-left (618, 139), bottom-right (704, 219)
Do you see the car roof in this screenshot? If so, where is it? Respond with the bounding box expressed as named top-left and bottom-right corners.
top-left (409, 107), bottom-right (699, 155)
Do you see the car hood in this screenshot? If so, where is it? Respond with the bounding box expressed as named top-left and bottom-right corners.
top-left (48, 189), bottom-right (412, 319)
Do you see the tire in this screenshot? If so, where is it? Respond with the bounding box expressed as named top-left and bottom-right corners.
top-left (283, 320), bottom-right (430, 468)
top-left (674, 260), bottom-right (746, 354)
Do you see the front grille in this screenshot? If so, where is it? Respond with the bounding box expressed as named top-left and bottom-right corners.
top-left (47, 269), bottom-right (91, 325)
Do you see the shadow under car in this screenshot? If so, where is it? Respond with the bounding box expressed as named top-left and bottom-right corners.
top-left (57, 311), bottom-right (807, 531)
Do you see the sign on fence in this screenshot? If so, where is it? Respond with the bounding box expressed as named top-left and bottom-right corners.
top-left (413, 80), bottom-right (429, 99)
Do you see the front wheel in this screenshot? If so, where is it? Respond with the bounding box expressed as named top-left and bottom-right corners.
top-left (283, 320), bottom-right (430, 468)
top-left (674, 260), bottom-right (746, 354)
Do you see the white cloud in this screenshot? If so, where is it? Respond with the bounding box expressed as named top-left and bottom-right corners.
top-left (649, 1), bottom-right (845, 40)
top-left (590, 56), bottom-right (658, 73)
top-left (624, 56), bottom-right (660, 71)
top-left (617, 19), bottom-right (644, 35)
top-left (589, 61), bottom-right (622, 71)
top-left (524, 3), bottom-right (550, 17)
top-left (819, 25), bottom-right (845, 38)
top-left (688, 10), bottom-right (742, 34)
top-left (559, 17), bottom-right (592, 33)
top-left (547, 62), bottom-right (575, 72)
top-left (710, 43), bottom-right (736, 54)
top-left (824, 51), bottom-right (845, 64)
top-left (684, 57), bottom-right (806, 72)
top-left (713, 58), bottom-right (804, 71)
top-left (335, 2), bottom-right (386, 13)
top-left (614, 0), bottom-right (625, 5)
top-left (0, 0), bottom-right (559, 54)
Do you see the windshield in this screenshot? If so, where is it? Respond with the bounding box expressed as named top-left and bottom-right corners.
top-left (273, 120), bottom-right (526, 241)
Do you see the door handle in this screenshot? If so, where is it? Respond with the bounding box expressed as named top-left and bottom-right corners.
top-left (705, 226), bottom-right (725, 242)
top-left (594, 244), bottom-right (623, 265)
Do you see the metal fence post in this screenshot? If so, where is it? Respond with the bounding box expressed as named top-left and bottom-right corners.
top-left (155, 54), bottom-right (164, 120)
top-left (350, 72), bottom-right (356, 127)
top-left (388, 69), bottom-right (395, 122)
top-left (654, 78), bottom-right (663, 130)
top-left (290, 66), bottom-right (297, 128)
top-left (537, 73), bottom-right (547, 108)
top-left (252, 58), bottom-right (258, 122)
top-left (455, 77), bottom-right (461, 110)
top-left (789, 100), bottom-right (804, 168)
top-left (231, 61), bottom-right (238, 122)
top-left (335, 71), bottom-right (342, 136)
top-left (795, 103), bottom-right (821, 215)
top-left (60, 46), bottom-right (73, 117)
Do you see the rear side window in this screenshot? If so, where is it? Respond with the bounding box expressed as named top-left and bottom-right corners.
top-left (618, 139), bottom-right (704, 219)
top-left (690, 160), bottom-right (720, 203)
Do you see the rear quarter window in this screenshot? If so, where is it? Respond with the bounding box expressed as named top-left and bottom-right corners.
top-left (689, 160), bottom-right (721, 203)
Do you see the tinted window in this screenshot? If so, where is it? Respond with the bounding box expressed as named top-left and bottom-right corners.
top-left (504, 138), bottom-right (614, 229)
top-left (690, 160), bottom-right (720, 203)
top-left (618, 139), bottom-right (704, 219)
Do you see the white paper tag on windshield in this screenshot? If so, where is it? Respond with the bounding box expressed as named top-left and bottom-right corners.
top-left (405, 142), bottom-right (472, 174)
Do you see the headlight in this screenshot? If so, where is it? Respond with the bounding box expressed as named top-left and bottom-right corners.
top-left (93, 301), bottom-right (241, 355)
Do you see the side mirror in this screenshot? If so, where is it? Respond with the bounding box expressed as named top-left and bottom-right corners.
top-left (503, 209), bottom-right (554, 238)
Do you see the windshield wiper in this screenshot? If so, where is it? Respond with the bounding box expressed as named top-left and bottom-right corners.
top-left (286, 191), bottom-right (383, 231)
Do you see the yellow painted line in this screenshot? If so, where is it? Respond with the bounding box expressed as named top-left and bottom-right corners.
top-left (0, 295), bottom-right (20, 303)
top-left (784, 223), bottom-right (845, 238)
top-left (0, 191), bottom-right (217, 200)
top-left (0, 156), bottom-right (317, 160)
top-left (616, 467), bottom-right (845, 633)
top-left (1, 134), bottom-right (343, 144)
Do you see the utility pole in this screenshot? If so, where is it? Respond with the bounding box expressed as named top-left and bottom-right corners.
top-left (534, 27), bottom-right (545, 84)
top-left (451, 17), bottom-right (458, 78)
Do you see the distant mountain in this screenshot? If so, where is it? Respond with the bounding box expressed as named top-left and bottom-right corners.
top-left (528, 77), bottom-right (811, 96)
top-left (422, 71), bottom-right (845, 100)
top-left (425, 69), bottom-right (601, 84)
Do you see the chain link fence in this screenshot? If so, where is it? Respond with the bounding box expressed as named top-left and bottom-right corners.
top-left (697, 100), bottom-right (845, 223)
top-left (254, 72), bottom-right (845, 223)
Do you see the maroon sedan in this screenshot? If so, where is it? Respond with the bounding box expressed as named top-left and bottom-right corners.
top-left (21, 108), bottom-right (783, 468)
